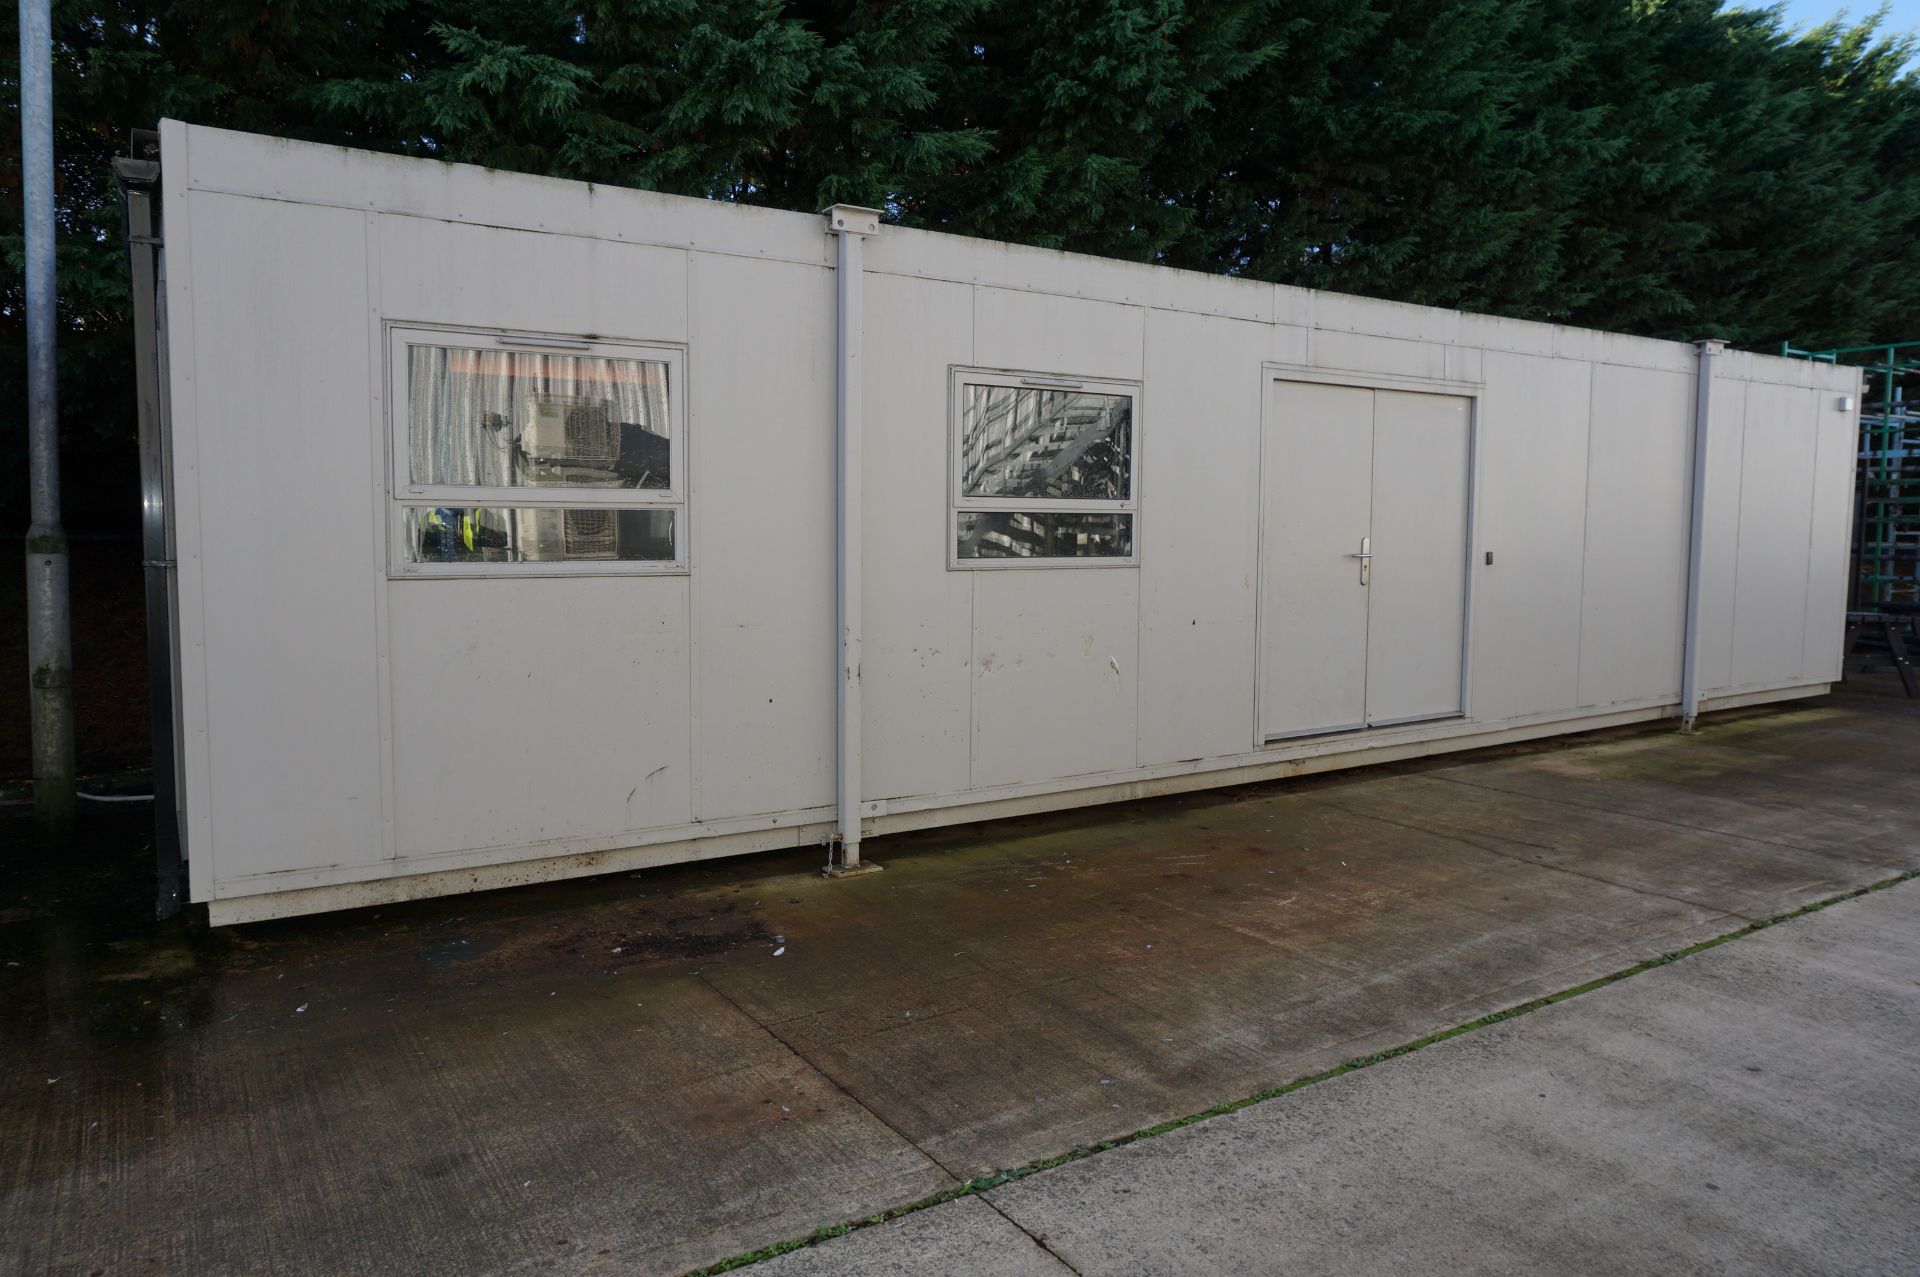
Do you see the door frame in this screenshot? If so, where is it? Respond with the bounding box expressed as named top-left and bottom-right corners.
top-left (1254, 361), bottom-right (1485, 749)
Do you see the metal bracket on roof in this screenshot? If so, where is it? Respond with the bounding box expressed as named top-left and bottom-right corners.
top-left (823, 204), bottom-right (882, 237)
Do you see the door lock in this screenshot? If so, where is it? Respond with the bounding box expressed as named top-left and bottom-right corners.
top-left (1348, 536), bottom-right (1372, 586)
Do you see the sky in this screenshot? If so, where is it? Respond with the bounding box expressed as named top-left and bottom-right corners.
top-left (1770, 0), bottom-right (1920, 38)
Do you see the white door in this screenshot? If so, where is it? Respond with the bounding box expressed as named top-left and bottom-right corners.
top-left (1260, 381), bottom-right (1472, 741)
top-left (1364, 390), bottom-right (1472, 725)
top-left (1260, 381), bottom-right (1375, 737)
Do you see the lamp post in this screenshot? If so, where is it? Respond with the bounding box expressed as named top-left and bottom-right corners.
top-left (19, 0), bottom-right (76, 833)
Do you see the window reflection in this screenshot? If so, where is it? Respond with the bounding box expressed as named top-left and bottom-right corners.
top-left (956, 511), bottom-right (1133, 559)
top-left (405, 507), bottom-right (676, 564)
top-left (960, 385), bottom-right (1132, 500)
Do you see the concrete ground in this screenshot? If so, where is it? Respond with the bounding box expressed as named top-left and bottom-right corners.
top-left (757, 878), bottom-right (1920, 1275)
top-left (2, 671), bottom-right (1917, 1276)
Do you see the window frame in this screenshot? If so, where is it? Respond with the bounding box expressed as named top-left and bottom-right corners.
top-left (386, 323), bottom-right (689, 577)
top-left (947, 365), bottom-right (1142, 570)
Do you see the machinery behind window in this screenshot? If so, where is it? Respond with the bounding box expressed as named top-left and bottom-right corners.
top-left (513, 392), bottom-right (673, 562)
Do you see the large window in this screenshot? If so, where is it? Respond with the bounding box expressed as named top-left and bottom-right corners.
top-left (389, 328), bottom-right (686, 574)
top-left (950, 369), bottom-right (1139, 565)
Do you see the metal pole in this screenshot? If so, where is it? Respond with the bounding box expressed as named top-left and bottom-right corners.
top-left (823, 204), bottom-right (881, 877)
top-left (1679, 338), bottom-right (1725, 733)
top-left (1880, 351), bottom-right (1897, 609)
top-left (19, 0), bottom-right (76, 832)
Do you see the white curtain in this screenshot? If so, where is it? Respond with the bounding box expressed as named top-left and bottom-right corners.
top-left (407, 344), bottom-right (670, 488)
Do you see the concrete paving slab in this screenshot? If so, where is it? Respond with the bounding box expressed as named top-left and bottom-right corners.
top-left (4, 677), bottom-right (1919, 1275)
top-left (982, 880), bottom-right (1920, 1276)
top-left (1312, 769), bottom-right (1912, 920)
top-left (709, 789), bottom-right (1740, 1178)
top-left (749, 1197), bottom-right (1071, 1277)
top-left (1425, 703), bottom-right (1920, 857)
top-left (0, 906), bottom-right (954, 1277)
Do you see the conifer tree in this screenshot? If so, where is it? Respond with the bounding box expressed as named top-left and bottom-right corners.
top-left (4, 0), bottom-right (1917, 528)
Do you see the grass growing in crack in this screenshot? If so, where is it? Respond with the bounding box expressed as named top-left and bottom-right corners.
top-left (685, 868), bottom-right (1920, 1275)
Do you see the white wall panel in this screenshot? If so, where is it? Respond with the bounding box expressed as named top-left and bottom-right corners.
top-left (180, 123), bottom-right (831, 270)
top-left (185, 193), bottom-right (386, 878)
top-left (972, 286), bottom-right (1143, 380)
top-left (877, 232), bottom-right (1275, 323)
top-left (1458, 312), bottom-right (1556, 358)
top-left (1695, 379), bottom-right (1748, 694)
top-left (1578, 365), bottom-right (1694, 707)
top-left (1587, 331), bottom-right (1696, 374)
top-left (1309, 329), bottom-right (1447, 380)
top-left (1445, 346), bottom-right (1484, 384)
top-left (1730, 383), bottom-right (1819, 688)
top-left (1312, 294), bottom-right (1460, 345)
top-left (963, 281), bottom-right (1147, 807)
top-left (1271, 323), bottom-right (1310, 366)
top-left (1468, 353), bottom-right (1591, 721)
top-left (1137, 264), bottom-right (1274, 323)
top-left (862, 273), bottom-right (975, 800)
top-left (1803, 387), bottom-right (1858, 680)
top-left (374, 215), bottom-right (688, 341)
top-left (972, 571), bottom-right (1139, 788)
top-left (688, 254), bottom-right (836, 819)
top-left (386, 578), bottom-right (692, 856)
top-left (1272, 285), bottom-right (1314, 331)
top-left (1137, 310), bottom-right (1265, 764)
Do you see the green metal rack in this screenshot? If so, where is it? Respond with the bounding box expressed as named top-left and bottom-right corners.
top-left (1781, 339), bottom-right (1920, 611)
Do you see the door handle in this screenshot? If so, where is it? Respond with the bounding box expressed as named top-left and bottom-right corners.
top-left (1348, 536), bottom-right (1371, 585)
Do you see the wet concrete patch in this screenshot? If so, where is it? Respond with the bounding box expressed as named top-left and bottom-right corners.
top-left (1, 924), bottom-right (951, 1277)
top-left (545, 899), bottom-right (775, 965)
top-left (419, 932), bottom-right (506, 968)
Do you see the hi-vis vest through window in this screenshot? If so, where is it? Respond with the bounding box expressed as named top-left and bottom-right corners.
top-left (389, 328), bottom-right (688, 574)
top-left (949, 368), bottom-right (1141, 566)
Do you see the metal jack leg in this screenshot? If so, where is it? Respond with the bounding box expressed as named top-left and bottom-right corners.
top-left (823, 834), bottom-right (883, 879)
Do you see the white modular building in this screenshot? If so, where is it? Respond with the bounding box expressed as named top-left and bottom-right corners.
top-left (131, 121), bottom-right (1862, 924)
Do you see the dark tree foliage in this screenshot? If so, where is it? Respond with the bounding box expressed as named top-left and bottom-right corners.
top-left (3, 0), bottom-right (1916, 530)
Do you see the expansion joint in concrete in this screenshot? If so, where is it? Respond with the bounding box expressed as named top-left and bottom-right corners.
top-left (689, 970), bottom-right (1090, 1274)
top-left (693, 969), bottom-right (964, 1183)
top-left (975, 1192), bottom-right (1089, 1276)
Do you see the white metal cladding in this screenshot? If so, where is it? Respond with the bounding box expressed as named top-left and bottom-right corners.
top-left (157, 120), bottom-right (1866, 921)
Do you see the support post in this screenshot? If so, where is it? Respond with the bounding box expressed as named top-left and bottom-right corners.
top-left (1679, 338), bottom-right (1727, 733)
top-left (115, 133), bottom-right (184, 919)
top-left (19, 0), bottom-right (75, 833)
top-left (824, 205), bottom-right (882, 877)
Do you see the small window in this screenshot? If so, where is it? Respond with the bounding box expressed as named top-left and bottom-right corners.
top-left (403, 507), bottom-right (676, 565)
top-left (389, 328), bottom-right (686, 574)
top-left (950, 370), bottom-right (1139, 566)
